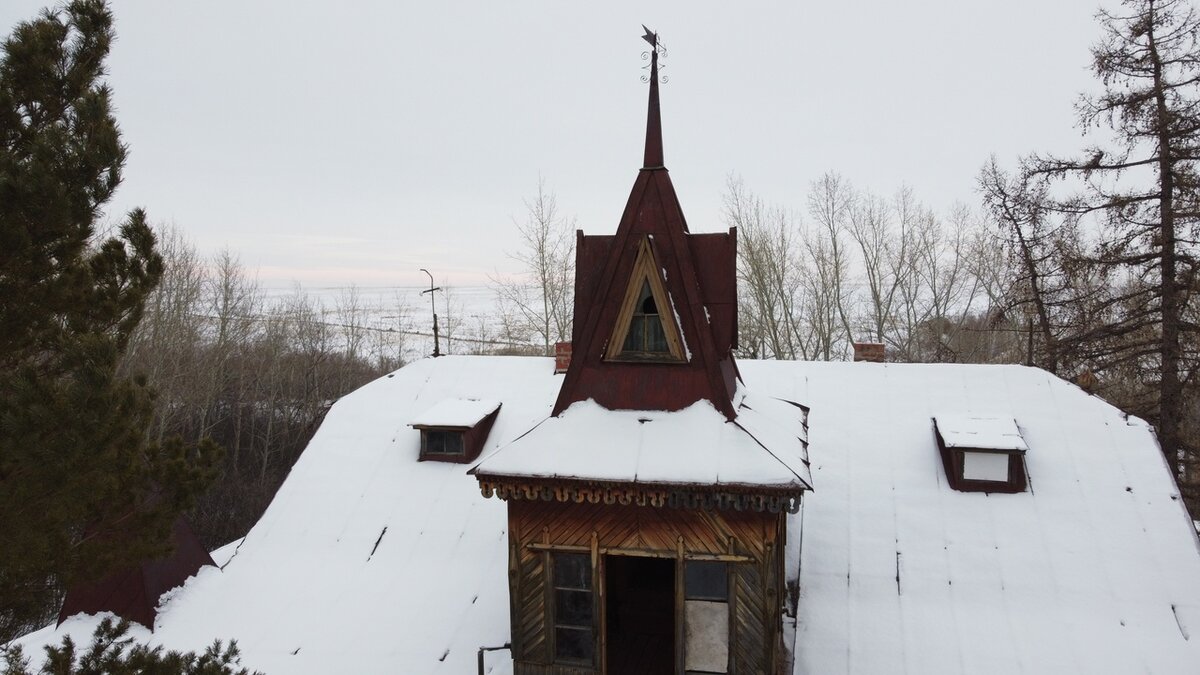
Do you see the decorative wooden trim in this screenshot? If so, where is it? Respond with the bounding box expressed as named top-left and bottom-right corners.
top-left (477, 475), bottom-right (802, 514)
top-left (605, 237), bottom-right (687, 362)
top-left (526, 542), bottom-right (754, 563)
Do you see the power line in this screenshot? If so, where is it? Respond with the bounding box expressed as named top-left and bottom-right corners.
top-left (184, 312), bottom-right (539, 350)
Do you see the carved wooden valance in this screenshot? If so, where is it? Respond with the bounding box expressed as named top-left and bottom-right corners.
top-left (477, 476), bottom-right (802, 514)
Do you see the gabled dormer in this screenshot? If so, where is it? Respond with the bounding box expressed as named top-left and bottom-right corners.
top-left (552, 40), bottom-right (739, 419)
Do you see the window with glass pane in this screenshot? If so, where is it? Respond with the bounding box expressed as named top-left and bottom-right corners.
top-left (685, 561), bottom-right (728, 601)
top-left (552, 553), bottom-right (594, 664)
top-left (423, 430), bottom-right (464, 455)
top-left (622, 281), bottom-right (669, 354)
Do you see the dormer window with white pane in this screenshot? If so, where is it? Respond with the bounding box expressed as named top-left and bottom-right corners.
top-left (409, 398), bottom-right (501, 464)
top-left (933, 414), bottom-right (1028, 493)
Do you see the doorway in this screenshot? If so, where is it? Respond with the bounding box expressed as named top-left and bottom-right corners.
top-left (605, 555), bottom-right (675, 674)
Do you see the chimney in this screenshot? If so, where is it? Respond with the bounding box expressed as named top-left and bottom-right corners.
top-left (853, 342), bottom-right (885, 363)
top-left (554, 341), bottom-right (572, 374)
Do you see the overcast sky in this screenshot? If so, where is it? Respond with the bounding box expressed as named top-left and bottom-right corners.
top-left (2, 0), bottom-right (1105, 288)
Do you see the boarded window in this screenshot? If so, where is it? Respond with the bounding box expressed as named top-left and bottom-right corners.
top-left (962, 451), bottom-right (1009, 482)
top-left (552, 553), bottom-right (593, 665)
top-left (685, 561), bottom-right (728, 673)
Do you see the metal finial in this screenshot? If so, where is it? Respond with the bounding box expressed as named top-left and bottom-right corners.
top-left (639, 26), bottom-right (668, 84)
top-left (641, 25), bottom-right (657, 48)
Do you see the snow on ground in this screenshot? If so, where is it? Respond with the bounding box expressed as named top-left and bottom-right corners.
top-left (11, 357), bottom-right (1200, 674)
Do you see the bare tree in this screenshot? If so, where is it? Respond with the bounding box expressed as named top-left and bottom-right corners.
top-left (492, 178), bottom-right (576, 355)
top-left (846, 188), bottom-right (918, 346)
top-left (335, 284), bottom-right (366, 362)
top-left (804, 172), bottom-right (855, 359)
top-left (1019, 0), bottom-right (1200, 495)
top-left (724, 176), bottom-right (809, 359)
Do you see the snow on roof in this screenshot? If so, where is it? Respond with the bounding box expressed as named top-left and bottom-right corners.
top-left (933, 413), bottom-right (1029, 451)
top-left (745, 361), bottom-right (1200, 674)
top-left (471, 392), bottom-right (810, 491)
top-left (409, 397), bottom-right (501, 428)
top-left (16, 357), bottom-right (1200, 674)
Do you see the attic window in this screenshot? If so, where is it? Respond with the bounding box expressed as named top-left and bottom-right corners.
top-left (623, 281), bottom-right (669, 354)
top-left (933, 415), bottom-right (1028, 493)
top-left (606, 238), bottom-right (686, 362)
top-left (409, 399), bottom-right (501, 464)
top-left (422, 430), bottom-right (464, 456)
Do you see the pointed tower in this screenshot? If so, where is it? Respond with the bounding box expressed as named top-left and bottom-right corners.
top-left (553, 28), bottom-right (740, 419)
top-left (473, 30), bottom-right (809, 674)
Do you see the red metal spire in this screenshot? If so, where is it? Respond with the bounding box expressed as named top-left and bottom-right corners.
top-left (642, 27), bottom-right (664, 169)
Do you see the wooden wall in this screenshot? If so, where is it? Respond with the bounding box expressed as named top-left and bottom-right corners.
top-left (508, 500), bottom-right (786, 674)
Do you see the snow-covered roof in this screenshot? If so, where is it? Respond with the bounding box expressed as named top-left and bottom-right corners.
top-left (472, 393), bottom-right (810, 491)
top-left (15, 356), bottom-right (1200, 674)
top-left (409, 397), bottom-right (501, 428)
top-left (934, 413), bottom-right (1029, 451)
top-left (759, 361), bottom-right (1200, 674)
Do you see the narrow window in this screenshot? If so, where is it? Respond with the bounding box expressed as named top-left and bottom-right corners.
top-left (422, 430), bottom-right (464, 456)
top-left (622, 281), bottom-right (670, 355)
top-left (552, 553), bottom-right (593, 664)
top-left (605, 237), bottom-right (685, 362)
top-left (684, 561), bottom-right (729, 674)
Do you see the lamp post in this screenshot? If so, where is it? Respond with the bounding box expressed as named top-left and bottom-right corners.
top-left (419, 268), bottom-right (442, 357)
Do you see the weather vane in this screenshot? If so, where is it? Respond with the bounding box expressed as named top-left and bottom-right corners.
top-left (641, 25), bottom-right (668, 84)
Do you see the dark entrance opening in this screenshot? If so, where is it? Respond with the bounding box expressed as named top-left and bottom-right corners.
top-left (605, 555), bottom-right (675, 674)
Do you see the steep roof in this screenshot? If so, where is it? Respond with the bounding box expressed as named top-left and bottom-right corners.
top-left (19, 356), bottom-right (1200, 673)
top-left (553, 39), bottom-right (739, 419)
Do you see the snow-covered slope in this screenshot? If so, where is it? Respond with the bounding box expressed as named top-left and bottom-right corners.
top-left (741, 361), bottom-right (1200, 675)
top-left (14, 357), bottom-right (1200, 674)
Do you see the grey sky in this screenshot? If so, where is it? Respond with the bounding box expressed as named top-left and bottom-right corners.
top-left (2, 0), bottom-right (1102, 288)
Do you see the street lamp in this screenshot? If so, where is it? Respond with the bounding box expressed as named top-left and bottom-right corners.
top-left (419, 268), bottom-right (442, 357)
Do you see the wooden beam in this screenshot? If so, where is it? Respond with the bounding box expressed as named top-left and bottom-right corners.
top-left (526, 542), bottom-right (752, 563)
top-left (675, 535), bottom-right (685, 675)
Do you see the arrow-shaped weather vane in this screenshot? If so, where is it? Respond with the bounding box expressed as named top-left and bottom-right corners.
top-left (640, 25), bottom-right (667, 83)
top-left (642, 25), bottom-right (657, 49)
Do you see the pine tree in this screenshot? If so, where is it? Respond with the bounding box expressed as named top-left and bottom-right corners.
top-left (0, 1), bottom-right (220, 641)
top-left (1028, 0), bottom-right (1200, 502)
top-left (0, 618), bottom-right (261, 675)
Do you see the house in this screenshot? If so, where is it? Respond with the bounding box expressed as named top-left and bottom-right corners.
top-left (19, 29), bottom-right (1200, 675)
top-left (469, 31), bottom-right (808, 674)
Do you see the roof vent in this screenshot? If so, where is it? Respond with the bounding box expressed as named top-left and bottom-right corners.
top-left (932, 414), bottom-right (1028, 493)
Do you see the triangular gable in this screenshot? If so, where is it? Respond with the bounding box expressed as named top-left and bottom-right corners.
top-left (605, 237), bottom-right (686, 362)
top-left (552, 168), bottom-right (738, 419)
